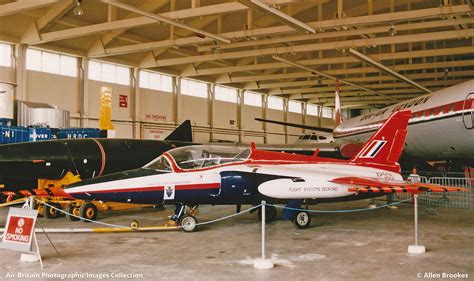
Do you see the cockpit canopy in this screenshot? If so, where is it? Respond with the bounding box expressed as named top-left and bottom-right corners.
top-left (144, 145), bottom-right (251, 172)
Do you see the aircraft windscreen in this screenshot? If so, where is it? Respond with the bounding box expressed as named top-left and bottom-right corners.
top-left (143, 155), bottom-right (173, 171)
top-left (167, 145), bottom-right (250, 170)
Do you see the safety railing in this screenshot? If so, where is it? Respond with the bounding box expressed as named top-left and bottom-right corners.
top-left (390, 176), bottom-right (472, 211)
top-left (423, 177), bottom-right (473, 209)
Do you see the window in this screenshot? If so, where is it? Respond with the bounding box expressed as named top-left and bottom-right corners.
top-left (288, 100), bottom-right (302, 113)
top-left (26, 48), bottom-right (77, 77)
top-left (59, 55), bottom-right (77, 77)
top-left (143, 155), bottom-right (172, 172)
top-left (244, 91), bottom-right (262, 107)
top-left (180, 78), bottom-right (208, 98)
top-left (215, 85), bottom-right (238, 103)
top-left (139, 70), bottom-right (173, 92)
top-left (267, 96), bottom-right (284, 110)
top-left (88, 60), bottom-right (130, 85)
top-left (306, 104), bottom-right (319, 116)
top-left (0, 43), bottom-right (12, 67)
top-left (322, 107), bottom-right (334, 118)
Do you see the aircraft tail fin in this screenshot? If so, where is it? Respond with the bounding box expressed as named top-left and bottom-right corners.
top-left (350, 110), bottom-right (411, 171)
top-left (334, 78), bottom-right (342, 126)
top-left (165, 120), bottom-right (193, 142)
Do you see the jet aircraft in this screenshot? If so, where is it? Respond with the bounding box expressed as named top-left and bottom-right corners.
top-left (62, 110), bottom-right (464, 231)
top-left (257, 80), bottom-right (474, 161)
top-left (0, 120), bottom-right (193, 204)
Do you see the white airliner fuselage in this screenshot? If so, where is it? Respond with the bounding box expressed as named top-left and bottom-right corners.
top-left (335, 80), bottom-right (474, 159)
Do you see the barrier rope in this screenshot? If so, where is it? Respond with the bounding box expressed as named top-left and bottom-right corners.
top-left (37, 199), bottom-right (262, 230)
top-left (268, 197), bottom-right (413, 213)
top-left (0, 198), bottom-right (27, 208)
top-left (34, 197), bottom-right (414, 232)
top-left (194, 204), bottom-right (261, 226)
top-left (39, 200), bottom-right (130, 229)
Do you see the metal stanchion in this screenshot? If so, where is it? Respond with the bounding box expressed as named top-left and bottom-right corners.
top-left (407, 194), bottom-right (426, 254)
top-left (253, 201), bottom-right (274, 269)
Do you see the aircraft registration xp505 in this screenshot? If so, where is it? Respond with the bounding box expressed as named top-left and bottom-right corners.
top-left (63, 110), bottom-right (464, 231)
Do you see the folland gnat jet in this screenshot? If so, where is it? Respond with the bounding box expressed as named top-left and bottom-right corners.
top-left (62, 110), bottom-right (465, 231)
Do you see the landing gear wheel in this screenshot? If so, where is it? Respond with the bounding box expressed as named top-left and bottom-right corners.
top-left (179, 214), bottom-right (198, 232)
top-left (130, 220), bottom-right (139, 229)
top-left (43, 203), bottom-right (62, 219)
top-left (257, 205), bottom-right (277, 222)
top-left (65, 204), bottom-right (80, 221)
top-left (37, 204), bottom-right (44, 217)
top-left (293, 211), bottom-right (311, 229)
top-left (79, 202), bottom-right (98, 222)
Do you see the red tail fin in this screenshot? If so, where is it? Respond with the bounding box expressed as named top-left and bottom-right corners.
top-left (351, 110), bottom-right (411, 169)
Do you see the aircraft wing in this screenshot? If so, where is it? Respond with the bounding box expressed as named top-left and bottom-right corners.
top-left (330, 177), bottom-right (467, 193)
top-left (254, 118), bottom-right (334, 133)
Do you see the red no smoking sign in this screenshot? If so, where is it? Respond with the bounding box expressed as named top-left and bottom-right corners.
top-left (1, 207), bottom-right (38, 252)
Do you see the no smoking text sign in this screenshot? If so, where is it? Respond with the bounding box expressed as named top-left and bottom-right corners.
top-left (1, 207), bottom-right (38, 252)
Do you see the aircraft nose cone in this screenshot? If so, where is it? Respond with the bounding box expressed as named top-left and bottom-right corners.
top-left (64, 168), bottom-right (170, 202)
top-left (66, 168), bottom-right (161, 189)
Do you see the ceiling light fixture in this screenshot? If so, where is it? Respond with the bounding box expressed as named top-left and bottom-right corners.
top-left (388, 23), bottom-right (396, 36)
top-left (73, 0), bottom-right (84, 16)
top-left (444, 67), bottom-right (450, 77)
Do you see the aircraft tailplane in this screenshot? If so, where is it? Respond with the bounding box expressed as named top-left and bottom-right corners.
top-left (350, 110), bottom-right (411, 170)
top-left (165, 120), bottom-right (193, 142)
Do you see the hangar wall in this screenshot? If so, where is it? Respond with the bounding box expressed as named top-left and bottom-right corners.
top-left (0, 45), bottom-right (335, 144)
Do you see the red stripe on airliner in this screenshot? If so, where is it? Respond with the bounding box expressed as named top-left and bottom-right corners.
top-left (68, 182), bottom-right (221, 195)
top-left (333, 100), bottom-right (467, 138)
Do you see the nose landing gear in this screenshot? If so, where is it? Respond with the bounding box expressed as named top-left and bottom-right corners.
top-left (169, 204), bottom-right (199, 232)
top-left (179, 214), bottom-right (198, 232)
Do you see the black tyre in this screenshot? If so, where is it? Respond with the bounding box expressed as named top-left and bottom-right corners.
top-left (293, 211), bottom-right (311, 229)
top-left (37, 204), bottom-right (44, 217)
top-left (130, 219), bottom-right (139, 229)
top-left (179, 214), bottom-right (198, 232)
top-left (257, 205), bottom-right (277, 222)
top-left (79, 202), bottom-right (98, 222)
top-left (65, 204), bottom-right (80, 221)
top-left (43, 203), bottom-right (62, 219)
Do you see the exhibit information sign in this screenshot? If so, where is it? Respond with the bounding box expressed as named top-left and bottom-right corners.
top-left (1, 207), bottom-right (38, 252)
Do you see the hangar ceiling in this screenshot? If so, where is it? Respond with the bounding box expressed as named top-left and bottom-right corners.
top-left (1, 0), bottom-right (473, 109)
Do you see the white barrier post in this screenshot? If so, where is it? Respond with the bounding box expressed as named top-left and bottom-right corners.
top-left (254, 201), bottom-right (274, 269)
top-left (408, 194), bottom-right (426, 254)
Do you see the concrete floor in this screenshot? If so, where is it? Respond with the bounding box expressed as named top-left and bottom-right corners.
top-left (0, 200), bottom-right (472, 281)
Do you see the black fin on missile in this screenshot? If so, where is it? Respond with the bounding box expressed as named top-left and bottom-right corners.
top-left (165, 120), bottom-right (193, 142)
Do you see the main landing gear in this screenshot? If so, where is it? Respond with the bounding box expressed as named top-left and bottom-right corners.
top-left (283, 200), bottom-right (312, 229)
top-left (293, 210), bottom-right (311, 229)
top-left (169, 204), bottom-right (199, 232)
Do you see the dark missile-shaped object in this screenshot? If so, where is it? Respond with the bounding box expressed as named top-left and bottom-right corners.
top-left (0, 121), bottom-right (193, 198)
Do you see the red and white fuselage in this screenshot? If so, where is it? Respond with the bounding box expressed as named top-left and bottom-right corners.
top-left (335, 80), bottom-right (474, 158)
top-left (64, 110), bottom-right (464, 207)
